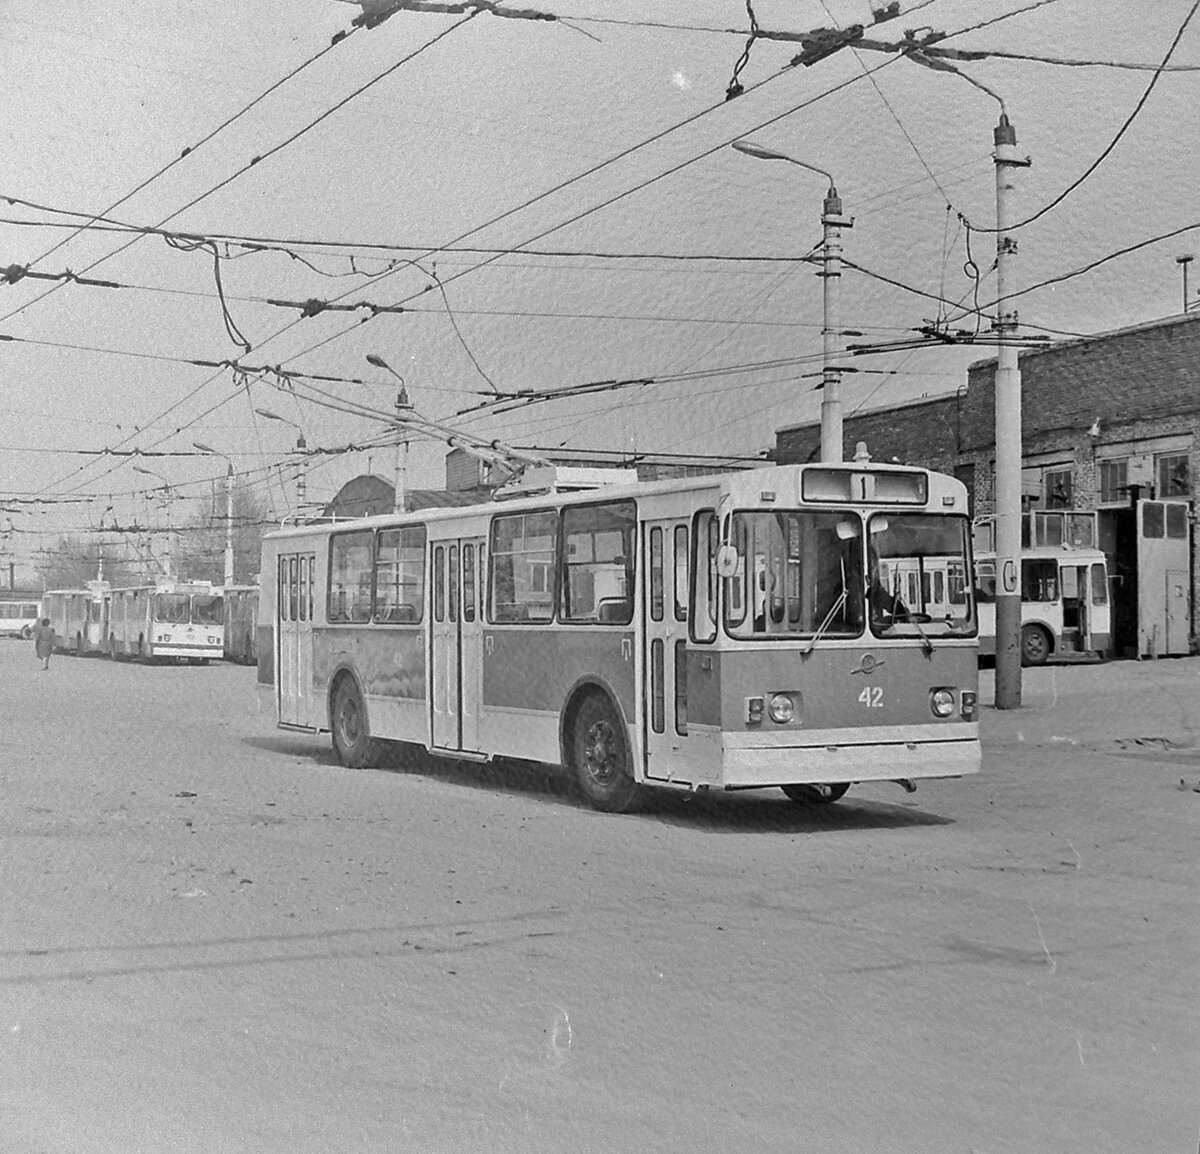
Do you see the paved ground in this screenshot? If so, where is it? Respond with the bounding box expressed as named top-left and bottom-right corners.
top-left (1, 642), bottom-right (1197, 1153)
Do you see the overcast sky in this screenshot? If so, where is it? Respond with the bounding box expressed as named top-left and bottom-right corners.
top-left (1, 0), bottom-right (1197, 575)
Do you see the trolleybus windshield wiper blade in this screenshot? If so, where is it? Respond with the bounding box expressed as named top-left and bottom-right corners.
top-left (802, 589), bottom-right (848, 655)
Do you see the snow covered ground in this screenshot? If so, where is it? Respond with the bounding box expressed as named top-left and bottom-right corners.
top-left (2, 643), bottom-right (1197, 1153)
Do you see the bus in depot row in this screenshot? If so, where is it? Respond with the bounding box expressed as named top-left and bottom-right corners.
top-left (108, 580), bottom-right (225, 662)
top-left (258, 457), bottom-right (980, 812)
top-left (44, 579), bottom-right (225, 662)
top-left (44, 581), bottom-right (110, 655)
top-left (974, 546), bottom-right (1111, 665)
top-left (0, 596), bottom-right (43, 639)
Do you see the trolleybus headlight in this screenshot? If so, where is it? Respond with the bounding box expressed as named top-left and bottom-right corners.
top-left (960, 690), bottom-right (977, 720)
top-left (930, 688), bottom-right (955, 718)
top-left (768, 693), bottom-right (795, 724)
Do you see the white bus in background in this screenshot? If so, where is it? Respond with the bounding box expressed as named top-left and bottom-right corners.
top-left (975, 546), bottom-right (1112, 665)
top-left (44, 582), bottom-right (110, 655)
top-left (107, 580), bottom-right (225, 662)
top-left (0, 597), bottom-right (42, 639)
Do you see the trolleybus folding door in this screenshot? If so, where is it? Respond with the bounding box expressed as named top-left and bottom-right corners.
top-left (430, 538), bottom-right (485, 752)
top-left (277, 551), bottom-right (315, 728)
top-left (642, 518), bottom-right (695, 783)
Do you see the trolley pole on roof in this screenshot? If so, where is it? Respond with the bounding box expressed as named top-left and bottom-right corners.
top-left (992, 113), bottom-right (1030, 709)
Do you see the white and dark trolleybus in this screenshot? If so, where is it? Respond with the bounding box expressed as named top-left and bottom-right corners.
top-left (258, 459), bottom-right (980, 812)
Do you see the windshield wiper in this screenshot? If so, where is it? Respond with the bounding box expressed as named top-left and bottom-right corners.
top-left (802, 589), bottom-right (848, 655)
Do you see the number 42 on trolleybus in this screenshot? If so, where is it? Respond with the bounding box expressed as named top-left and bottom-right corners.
top-left (258, 459), bottom-right (980, 812)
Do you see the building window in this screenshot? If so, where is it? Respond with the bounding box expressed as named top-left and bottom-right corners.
top-left (1156, 452), bottom-right (1190, 498)
top-left (1098, 458), bottom-right (1128, 505)
top-left (1043, 467), bottom-right (1073, 509)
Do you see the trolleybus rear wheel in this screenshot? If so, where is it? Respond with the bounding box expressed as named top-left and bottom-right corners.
top-left (569, 694), bottom-right (642, 813)
top-left (1020, 624), bottom-right (1050, 667)
top-left (331, 676), bottom-right (380, 769)
top-left (781, 782), bottom-right (851, 805)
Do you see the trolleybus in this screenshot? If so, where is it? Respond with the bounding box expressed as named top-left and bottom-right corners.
top-left (222, 583), bottom-right (260, 664)
top-left (44, 581), bottom-right (110, 655)
top-left (257, 459), bottom-right (979, 811)
top-left (975, 545), bottom-right (1111, 665)
top-left (108, 579), bottom-right (225, 662)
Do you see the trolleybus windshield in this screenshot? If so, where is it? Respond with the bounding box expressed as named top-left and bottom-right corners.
top-left (867, 513), bottom-right (973, 636)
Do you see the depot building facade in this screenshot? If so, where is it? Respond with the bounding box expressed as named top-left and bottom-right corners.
top-left (774, 311), bottom-right (1200, 659)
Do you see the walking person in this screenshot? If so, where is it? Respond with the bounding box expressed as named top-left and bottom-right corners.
top-left (32, 617), bottom-right (54, 670)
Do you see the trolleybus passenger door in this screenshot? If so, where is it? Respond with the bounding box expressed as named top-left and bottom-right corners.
top-left (431, 538), bottom-right (486, 752)
top-left (277, 552), bottom-right (314, 728)
top-left (642, 519), bottom-right (695, 783)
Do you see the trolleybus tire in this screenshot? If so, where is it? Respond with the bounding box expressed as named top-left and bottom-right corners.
top-left (569, 693), bottom-right (642, 813)
top-left (1020, 624), bottom-right (1050, 667)
top-left (20, 624), bottom-right (32, 640)
top-left (331, 676), bottom-right (381, 769)
top-left (781, 782), bottom-right (851, 804)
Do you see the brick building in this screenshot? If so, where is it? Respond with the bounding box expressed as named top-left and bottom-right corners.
top-left (775, 312), bottom-right (1200, 657)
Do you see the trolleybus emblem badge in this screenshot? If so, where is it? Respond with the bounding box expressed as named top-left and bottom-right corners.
top-left (851, 653), bottom-right (883, 675)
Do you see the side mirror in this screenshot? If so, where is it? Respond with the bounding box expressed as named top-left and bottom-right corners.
top-left (716, 543), bottom-right (740, 579)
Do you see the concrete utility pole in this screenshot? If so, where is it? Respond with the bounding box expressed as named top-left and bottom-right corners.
top-left (133, 465), bottom-right (174, 578)
top-left (223, 464), bottom-right (234, 585)
top-left (992, 113), bottom-right (1030, 709)
top-left (254, 409), bottom-right (307, 520)
top-left (365, 354), bottom-right (414, 512)
top-left (819, 182), bottom-right (851, 464)
top-left (731, 140), bottom-right (851, 462)
top-left (193, 444), bottom-right (235, 584)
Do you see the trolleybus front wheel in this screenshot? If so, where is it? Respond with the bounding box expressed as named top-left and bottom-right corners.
top-left (1020, 624), bottom-right (1051, 667)
top-left (331, 676), bottom-right (381, 769)
top-left (569, 694), bottom-right (642, 813)
top-left (782, 782), bottom-right (851, 805)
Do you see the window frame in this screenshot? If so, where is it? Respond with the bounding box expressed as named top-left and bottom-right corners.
top-left (326, 528), bottom-right (375, 624)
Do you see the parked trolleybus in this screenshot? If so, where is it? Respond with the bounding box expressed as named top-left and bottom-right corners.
top-left (107, 580), bottom-right (225, 662)
top-left (44, 581), bottom-right (110, 655)
top-left (975, 546), bottom-right (1111, 665)
top-left (222, 584), bottom-right (260, 664)
top-left (0, 597), bottom-right (42, 639)
top-left (258, 459), bottom-right (979, 812)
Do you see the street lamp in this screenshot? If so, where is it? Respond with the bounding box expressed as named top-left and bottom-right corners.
top-left (732, 139), bottom-right (852, 464)
top-left (365, 354), bottom-right (415, 513)
top-left (132, 464), bottom-right (174, 578)
top-left (193, 442), bottom-right (235, 586)
top-left (254, 408), bottom-right (309, 514)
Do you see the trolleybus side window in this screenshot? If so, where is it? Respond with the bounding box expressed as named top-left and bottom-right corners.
top-left (463, 543), bottom-right (476, 622)
top-left (673, 525), bottom-right (688, 622)
top-left (649, 527), bottom-right (664, 622)
top-left (489, 510), bottom-right (558, 623)
top-left (690, 509), bottom-right (718, 644)
top-left (448, 545), bottom-right (459, 623)
top-left (375, 526), bottom-right (425, 623)
top-left (434, 546), bottom-right (445, 622)
top-left (279, 559), bottom-right (290, 622)
top-left (1091, 562), bottom-right (1107, 604)
top-left (328, 530), bottom-right (373, 623)
top-left (289, 557), bottom-right (300, 621)
top-left (560, 500), bottom-right (635, 625)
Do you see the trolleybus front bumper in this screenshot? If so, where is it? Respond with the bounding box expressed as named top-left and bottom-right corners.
top-left (721, 724), bottom-right (980, 787)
